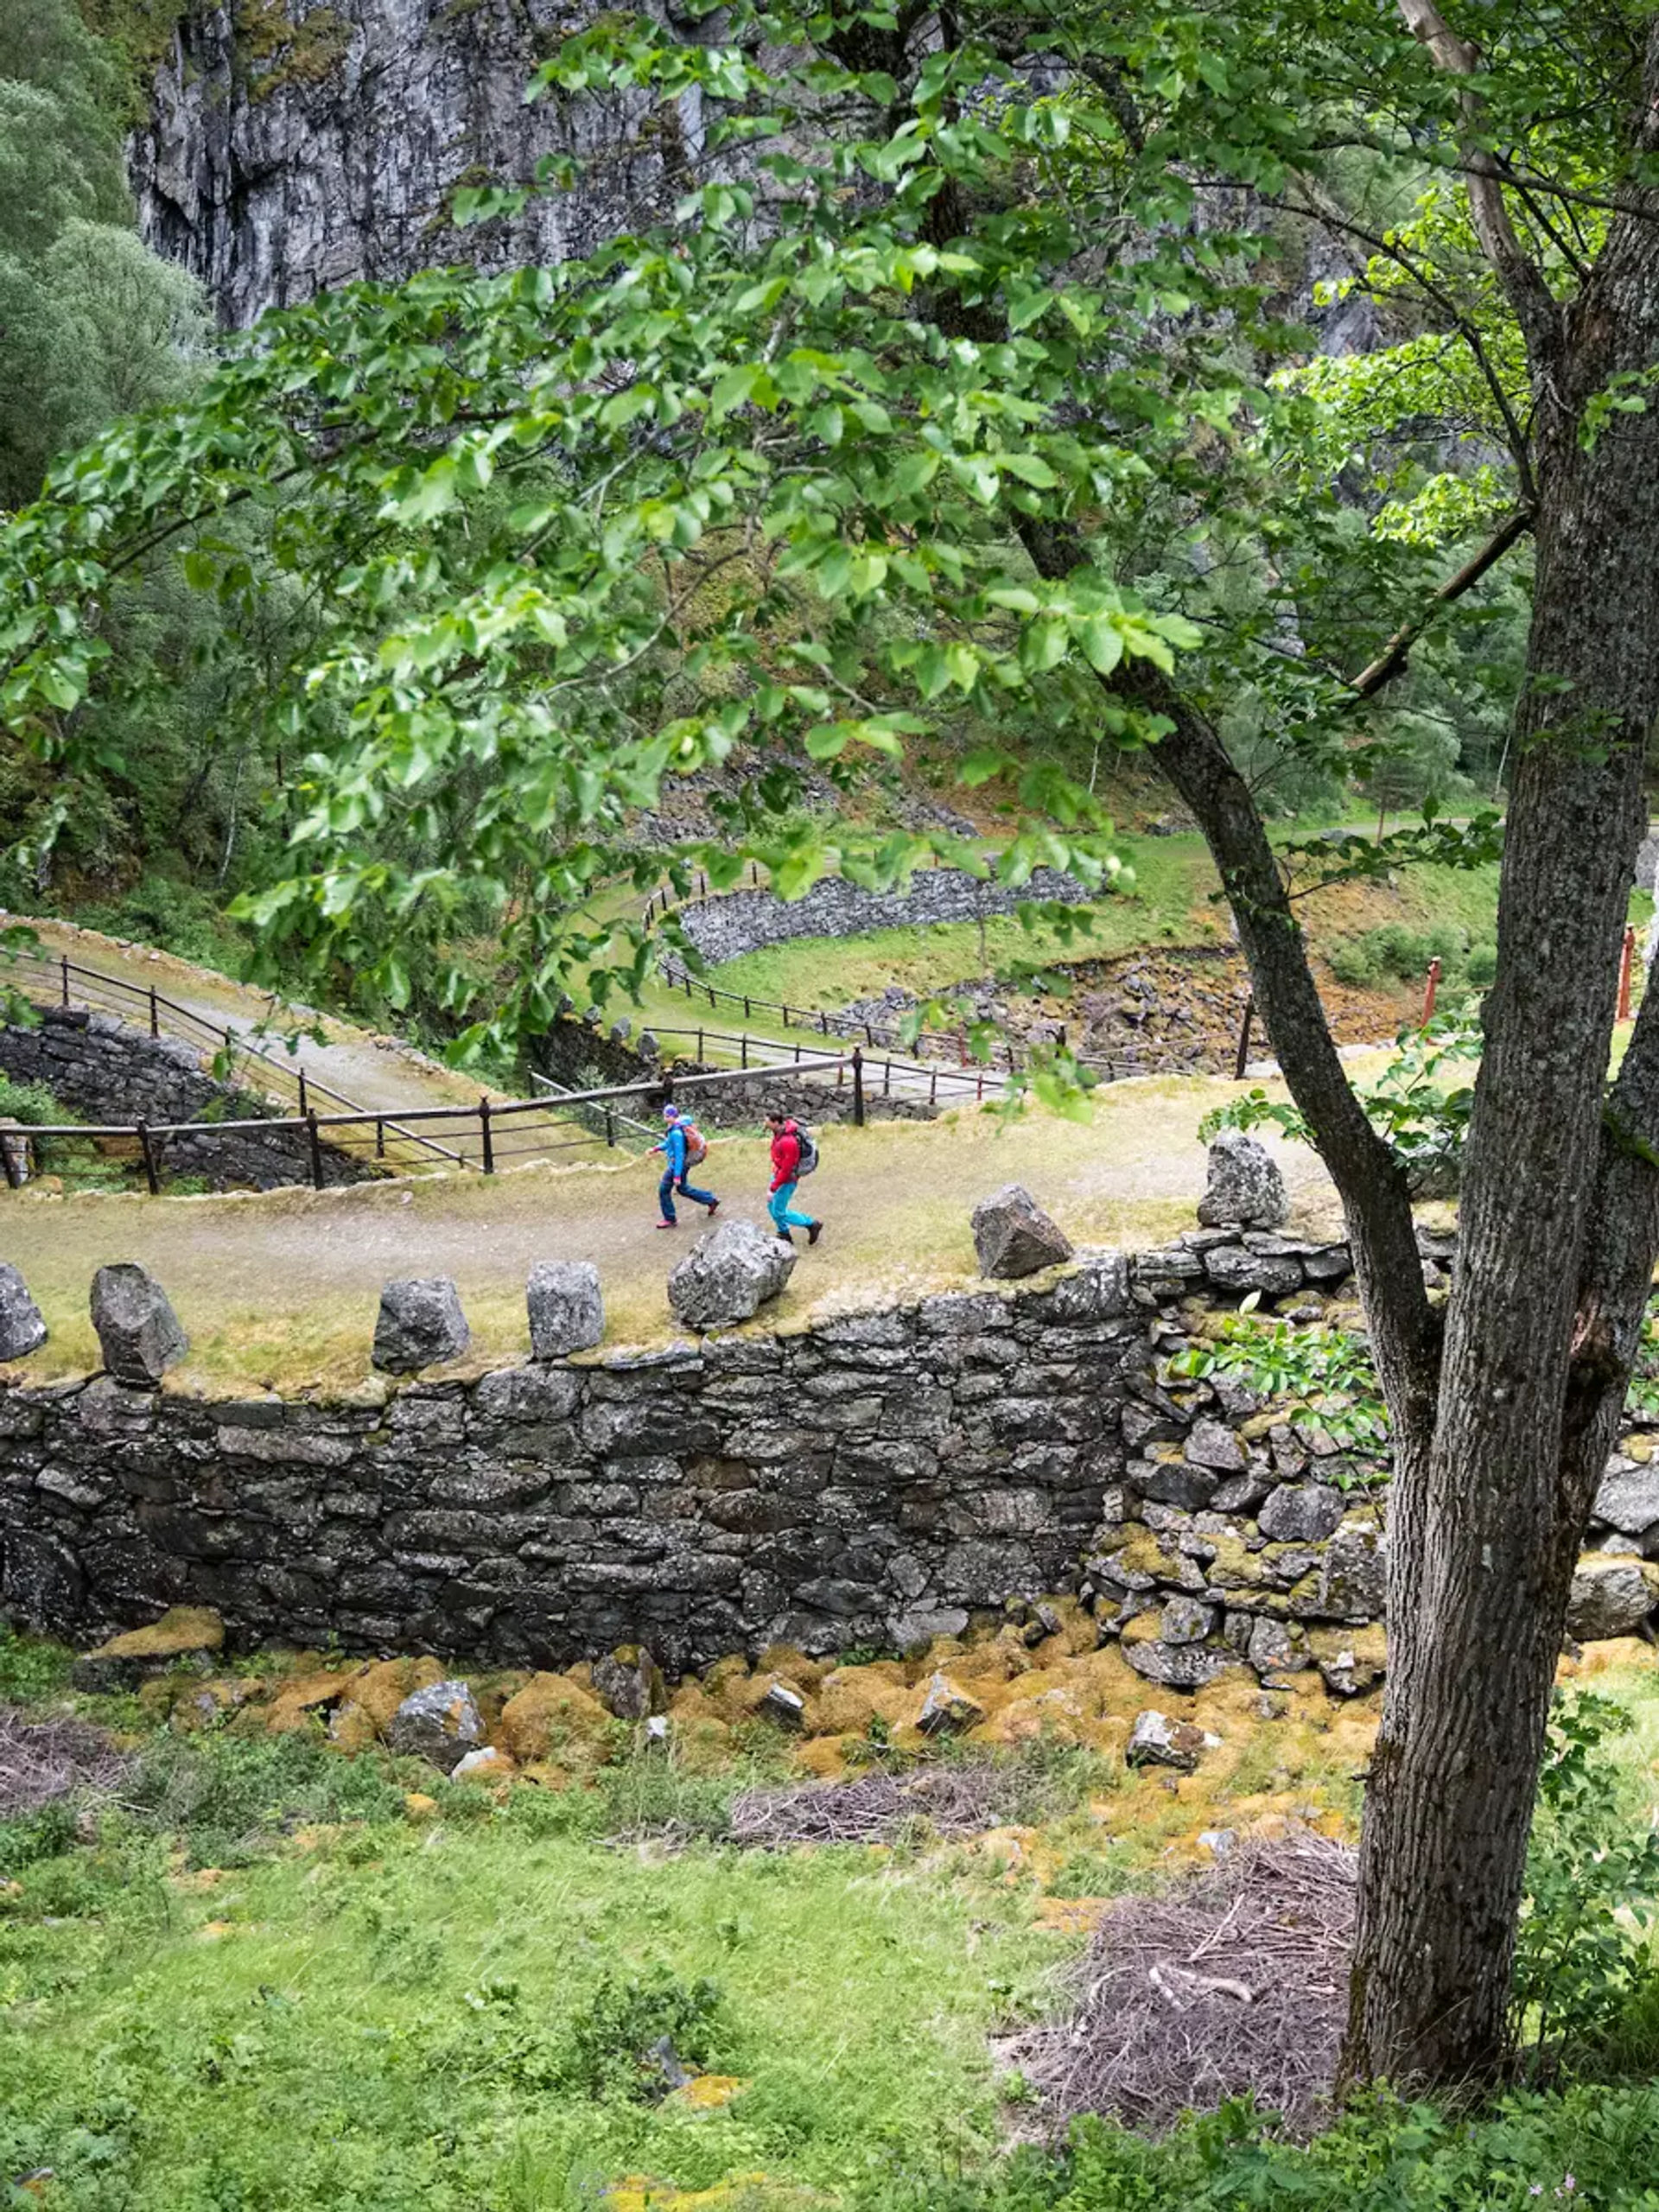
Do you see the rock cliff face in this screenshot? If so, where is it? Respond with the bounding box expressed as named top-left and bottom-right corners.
top-left (129, 0), bottom-right (702, 327)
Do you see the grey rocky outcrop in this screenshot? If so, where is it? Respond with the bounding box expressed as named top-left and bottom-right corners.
top-left (386, 1679), bottom-right (484, 1770)
top-left (372, 1279), bottom-right (471, 1373)
top-left (527, 1261), bottom-right (605, 1359)
top-left (0, 1265), bottom-right (46, 1362)
top-left (1197, 1130), bottom-right (1289, 1230)
top-left (667, 1218), bottom-right (796, 1331)
top-left (90, 1264), bottom-right (187, 1385)
top-left (592, 1645), bottom-right (665, 1721)
top-left (971, 1185), bottom-right (1074, 1280)
top-left (130, 0), bottom-right (702, 329)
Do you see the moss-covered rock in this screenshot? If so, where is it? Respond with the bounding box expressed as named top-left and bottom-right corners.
top-left (71, 1605), bottom-right (225, 1692)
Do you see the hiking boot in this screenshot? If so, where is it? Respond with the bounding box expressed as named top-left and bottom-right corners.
top-left (777, 1230), bottom-right (795, 1244)
top-left (807, 1220), bottom-right (823, 1247)
top-left (654, 1219), bottom-right (677, 1230)
top-left (707, 1198), bottom-right (721, 1216)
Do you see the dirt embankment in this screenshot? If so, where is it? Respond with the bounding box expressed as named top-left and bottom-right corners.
top-left (842, 944), bottom-right (1415, 1075)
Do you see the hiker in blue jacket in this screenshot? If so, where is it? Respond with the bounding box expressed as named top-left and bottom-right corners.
top-left (653, 1103), bottom-right (720, 1229)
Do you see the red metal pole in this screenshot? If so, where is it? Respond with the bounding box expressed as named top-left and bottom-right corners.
top-left (1422, 957), bottom-right (1442, 1025)
top-left (1618, 925), bottom-right (1637, 1022)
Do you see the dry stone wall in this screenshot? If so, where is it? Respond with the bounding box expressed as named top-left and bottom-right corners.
top-left (2, 1223), bottom-right (1654, 1675)
top-left (672, 864), bottom-right (1092, 969)
top-left (0, 1004), bottom-right (373, 1189)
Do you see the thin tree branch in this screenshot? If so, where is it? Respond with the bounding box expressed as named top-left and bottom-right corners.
top-left (1395, 0), bottom-right (1563, 368)
top-left (1348, 505), bottom-right (1535, 699)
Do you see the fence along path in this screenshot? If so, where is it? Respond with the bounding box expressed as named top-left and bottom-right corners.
top-left (2, 941), bottom-right (1000, 1195)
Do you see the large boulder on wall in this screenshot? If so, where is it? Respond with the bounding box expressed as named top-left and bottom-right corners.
top-left (1198, 1128), bottom-right (1289, 1230)
top-left (526, 1260), bottom-right (605, 1358)
top-left (89, 1263), bottom-right (187, 1385)
top-left (372, 1278), bottom-right (471, 1373)
top-left (668, 1218), bottom-right (796, 1331)
top-left (970, 1185), bottom-right (1074, 1280)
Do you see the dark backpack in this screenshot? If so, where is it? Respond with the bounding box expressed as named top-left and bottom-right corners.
top-left (793, 1123), bottom-right (819, 1177)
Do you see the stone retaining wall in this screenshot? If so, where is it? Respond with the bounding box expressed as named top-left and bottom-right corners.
top-left (0, 1004), bottom-right (374, 1190)
top-left (2, 1224), bottom-right (1653, 1675)
top-left (674, 864), bottom-right (1091, 968)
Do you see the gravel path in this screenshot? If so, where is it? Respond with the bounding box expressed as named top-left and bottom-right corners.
top-left (0, 1072), bottom-right (1341, 1395)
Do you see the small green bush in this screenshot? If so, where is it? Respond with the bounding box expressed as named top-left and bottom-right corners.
top-left (0, 1073), bottom-right (61, 1126)
top-left (564, 1965), bottom-right (728, 2101)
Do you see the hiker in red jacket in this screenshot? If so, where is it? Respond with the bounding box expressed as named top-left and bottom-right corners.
top-left (766, 1111), bottom-right (822, 1246)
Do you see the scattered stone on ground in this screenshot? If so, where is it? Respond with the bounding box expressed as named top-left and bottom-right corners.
top-left (89, 1262), bottom-right (187, 1384)
top-left (970, 1184), bottom-right (1074, 1280)
top-left (69, 1605), bottom-right (225, 1692)
top-left (385, 1679), bottom-right (485, 1770)
top-left (1198, 1129), bottom-right (1289, 1230)
top-left (1126, 1709), bottom-right (1210, 1771)
top-left (0, 1263), bottom-right (46, 1362)
top-left (372, 1276), bottom-right (470, 1372)
top-left (666, 1217), bottom-right (796, 1331)
top-left (527, 1259), bottom-right (605, 1358)
top-left (915, 1670), bottom-right (987, 1736)
top-left (591, 1644), bottom-right (665, 1721)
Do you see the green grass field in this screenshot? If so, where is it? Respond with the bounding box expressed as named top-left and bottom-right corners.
top-left (5, 1631), bottom-right (1659, 2210)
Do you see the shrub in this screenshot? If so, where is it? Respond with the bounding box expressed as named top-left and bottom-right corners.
top-left (563, 1965), bottom-right (727, 2101)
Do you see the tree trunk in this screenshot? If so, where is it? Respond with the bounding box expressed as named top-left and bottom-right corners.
top-left (1342, 207), bottom-right (1659, 2084)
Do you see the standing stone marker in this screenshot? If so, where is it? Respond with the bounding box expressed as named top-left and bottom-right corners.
top-left (527, 1260), bottom-right (604, 1358)
top-left (372, 1277), bottom-right (470, 1373)
top-left (668, 1218), bottom-right (796, 1331)
top-left (1197, 1128), bottom-right (1289, 1229)
top-left (89, 1262), bottom-right (187, 1385)
top-left (970, 1185), bottom-right (1074, 1279)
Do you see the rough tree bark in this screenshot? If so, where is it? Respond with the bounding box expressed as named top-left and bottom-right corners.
top-left (1016, 3), bottom-right (1659, 2088)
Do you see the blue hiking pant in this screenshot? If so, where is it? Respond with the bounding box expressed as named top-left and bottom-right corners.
top-left (660, 1170), bottom-right (716, 1224)
top-left (769, 1180), bottom-right (814, 1234)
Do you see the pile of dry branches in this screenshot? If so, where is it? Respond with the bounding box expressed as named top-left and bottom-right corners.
top-left (1011, 1830), bottom-right (1356, 2138)
top-left (0, 1705), bottom-right (130, 1819)
top-left (729, 1761), bottom-right (1034, 1848)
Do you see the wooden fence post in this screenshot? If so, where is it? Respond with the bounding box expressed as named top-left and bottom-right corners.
top-left (1422, 957), bottom-right (1442, 1025)
top-left (376, 1119), bottom-right (385, 1160)
top-left (852, 1047), bottom-right (866, 1127)
top-left (480, 1096), bottom-right (494, 1174)
top-left (1234, 998), bottom-right (1255, 1080)
top-left (1618, 924), bottom-right (1637, 1022)
top-left (149, 986), bottom-right (159, 1038)
top-left (60, 956), bottom-right (69, 1007)
top-left (306, 1109), bottom-right (325, 1189)
top-left (297, 1068), bottom-right (308, 1117)
top-left (605, 1104), bottom-right (616, 1147)
top-left (136, 1119), bottom-right (161, 1196)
